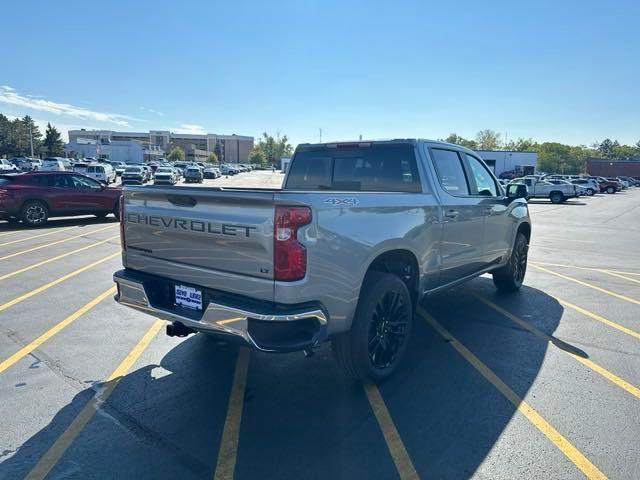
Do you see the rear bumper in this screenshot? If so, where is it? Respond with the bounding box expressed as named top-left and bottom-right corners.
top-left (113, 269), bottom-right (328, 352)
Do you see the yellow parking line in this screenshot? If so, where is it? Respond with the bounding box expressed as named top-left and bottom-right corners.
top-left (553, 296), bottom-right (640, 341)
top-left (0, 224), bottom-right (117, 262)
top-left (0, 235), bottom-right (120, 281)
top-left (0, 287), bottom-right (116, 374)
top-left (532, 261), bottom-right (640, 277)
top-left (364, 384), bottom-right (419, 480)
top-left (0, 226), bottom-right (76, 247)
top-left (0, 230), bottom-right (21, 237)
top-left (473, 295), bottom-right (640, 399)
top-left (25, 319), bottom-right (164, 480)
top-left (216, 317), bottom-right (244, 325)
top-left (530, 263), bottom-right (640, 306)
top-left (0, 251), bottom-right (120, 313)
top-left (417, 307), bottom-right (607, 480)
top-left (598, 270), bottom-right (640, 286)
top-left (214, 348), bottom-right (251, 480)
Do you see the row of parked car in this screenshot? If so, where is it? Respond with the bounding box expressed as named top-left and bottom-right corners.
top-left (498, 174), bottom-right (638, 204)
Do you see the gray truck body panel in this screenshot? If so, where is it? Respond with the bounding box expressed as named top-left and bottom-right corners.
top-left (114, 140), bottom-right (530, 351)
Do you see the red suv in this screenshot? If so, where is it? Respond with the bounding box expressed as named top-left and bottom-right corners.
top-left (0, 172), bottom-right (122, 226)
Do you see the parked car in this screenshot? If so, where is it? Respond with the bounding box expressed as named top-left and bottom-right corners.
top-left (183, 166), bottom-right (204, 183)
top-left (570, 178), bottom-right (599, 196)
top-left (510, 177), bottom-right (578, 203)
top-left (86, 164), bottom-right (116, 184)
top-left (114, 139), bottom-right (532, 383)
top-left (41, 157), bottom-right (73, 172)
top-left (618, 175), bottom-right (639, 187)
top-left (546, 179), bottom-right (586, 196)
top-left (589, 176), bottom-right (620, 194)
top-left (203, 166), bottom-right (221, 179)
top-left (0, 159), bottom-right (19, 172)
top-left (0, 171), bottom-right (122, 226)
top-left (121, 166), bottom-right (148, 185)
top-left (220, 164), bottom-right (240, 175)
top-left (610, 177), bottom-right (629, 189)
top-left (153, 167), bottom-right (178, 185)
top-left (109, 161), bottom-right (127, 176)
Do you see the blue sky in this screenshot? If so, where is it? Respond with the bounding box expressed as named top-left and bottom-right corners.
top-left (1, 0), bottom-right (638, 146)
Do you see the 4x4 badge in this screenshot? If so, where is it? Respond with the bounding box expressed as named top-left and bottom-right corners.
top-left (323, 197), bottom-right (360, 206)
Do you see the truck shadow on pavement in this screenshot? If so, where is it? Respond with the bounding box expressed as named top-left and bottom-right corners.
top-left (0, 278), bottom-right (580, 479)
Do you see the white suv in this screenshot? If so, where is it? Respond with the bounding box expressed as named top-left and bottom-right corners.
top-left (41, 157), bottom-right (72, 171)
top-left (85, 164), bottom-right (116, 184)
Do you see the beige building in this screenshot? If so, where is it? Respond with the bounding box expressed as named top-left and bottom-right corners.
top-left (68, 129), bottom-right (254, 163)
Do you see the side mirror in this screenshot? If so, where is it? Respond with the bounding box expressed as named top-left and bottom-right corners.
top-left (506, 183), bottom-right (528, 200)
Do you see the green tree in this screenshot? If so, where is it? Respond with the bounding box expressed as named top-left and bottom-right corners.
top-left (253, 132), bottom-right (293, 165)
top-left (475, 129), bottom-right (502, 150)
top-left (167, 146), bottom-right (185, 161)
top-left (21, 115), bottom-right (42, 156)
top-left (248, 148), bottom-right (267, 166)
top-left (444, 133), bottom-right (477, 149)
top-left (207, 152), bottom-right (218, 163)
top-left (505, 137), bottom-right (536, 151)
top-left (42, 123), bottom-right (64, 156)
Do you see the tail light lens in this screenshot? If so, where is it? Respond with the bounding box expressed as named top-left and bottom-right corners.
top-left (274, 206), bottom-right (311, 281)
top-left (119, 195), bottom-right (126, 251)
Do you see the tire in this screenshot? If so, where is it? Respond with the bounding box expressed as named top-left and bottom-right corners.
top-left (492, 232), bottom-right (528, 293)
top-left (587, 188), bottom-right (595, 196)
top-left (606, 186), bottom-right (615, 194)
top-left (549, 192), bottom-right (564, 204)
top-left (94, 212), bottom-right (108, 219)
top-left (21, 200), bottom-right (49, 227)
top-left (332, 272), bottom-right (413, 384)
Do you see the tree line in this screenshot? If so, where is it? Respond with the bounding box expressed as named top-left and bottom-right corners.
top-left (0, 114), bottom-right (64, 158)
top-left (444, 129), bottom-right (640, 174)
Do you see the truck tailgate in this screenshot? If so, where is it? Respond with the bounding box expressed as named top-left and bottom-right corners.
top-left (122, 186), bottom-right (276, 295)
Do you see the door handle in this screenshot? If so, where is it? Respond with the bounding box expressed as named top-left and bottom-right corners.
top-left (483, 206), bottom-right (494, 214)
top-left (445, 210), bottom-right (459, 219)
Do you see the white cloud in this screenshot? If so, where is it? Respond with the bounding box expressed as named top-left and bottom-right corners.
top-left (140, 106), bottom-right (165, 116)
top-left (173, 123), bottom-right (207, 134)
top-left (0, 85), bottom-right (137, 127)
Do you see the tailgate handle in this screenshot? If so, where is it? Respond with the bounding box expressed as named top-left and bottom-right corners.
top-left (167, 194), bottom-right (197, 207)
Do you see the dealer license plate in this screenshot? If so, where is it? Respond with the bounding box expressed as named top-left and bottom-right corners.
top-left (175, 284), bottom-right (203, 311)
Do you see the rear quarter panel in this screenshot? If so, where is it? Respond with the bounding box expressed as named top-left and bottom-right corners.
top-left (273, 191), bottom-right (441, 335)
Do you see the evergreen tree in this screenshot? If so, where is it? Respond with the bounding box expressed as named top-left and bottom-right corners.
top-left (42, 122), bottom-right (64, 156)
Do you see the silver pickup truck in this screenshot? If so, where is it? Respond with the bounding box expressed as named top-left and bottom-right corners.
top-left (113, 140), bottom-right (531, 382)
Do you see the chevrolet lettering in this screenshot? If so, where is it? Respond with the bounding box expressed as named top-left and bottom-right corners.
top-left (126, 213), bottom-right (257, 237)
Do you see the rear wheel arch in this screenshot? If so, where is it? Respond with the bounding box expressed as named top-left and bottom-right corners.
top-left (363, 249), bottom-right (420, 305)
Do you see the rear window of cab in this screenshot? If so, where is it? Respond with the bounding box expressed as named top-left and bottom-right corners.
top-left (285, 143), bottom-right (421, 192)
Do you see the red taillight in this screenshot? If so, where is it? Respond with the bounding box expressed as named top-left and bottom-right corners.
top-left (119, 195), bottom-right (126, 251)
top-left (274, 206), bottom-right (311, 281)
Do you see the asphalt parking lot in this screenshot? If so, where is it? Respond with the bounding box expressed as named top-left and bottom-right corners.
top-left (0, 173), bottom-right (638, 480)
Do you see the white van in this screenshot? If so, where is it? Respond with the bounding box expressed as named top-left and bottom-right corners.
top-left (86, 164), bottom-right (116, 184)
top-left (41, 157), bottom-right (73, 171)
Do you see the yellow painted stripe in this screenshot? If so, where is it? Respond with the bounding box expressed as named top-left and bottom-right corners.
top-left (530, 263), bottom-right (640, 306)
top-left (553, 296), bottom-right (640, 341)
top-left (0, 287), bottom-right (116, 374)
top-left (599, 270), bottom-right (640, 285)
top-left (364, 384), bottom-right (419, 480)
top-left (0, 224), bottom-right (117, 262)
top-left (214, 348), bottom-right (251, 480)
top-left (532, 261), bottom-right (640, 277)
top-left (417, 307), bottom-right (607, 480)
top-left (473, 294), bottom-right (640, 399)
top-left (0, 251), bottom-right (120, 313)
top-left (0, 226), bottom-right (76, 247)
top-left (0, 235), bottom-right (120, 281)
top-left (25, 319), bottom-right (164, 480)
top-left (0, 230), bottom-right (21, 237)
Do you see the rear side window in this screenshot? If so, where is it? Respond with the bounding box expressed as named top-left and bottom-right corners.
top-left (431, 149), bottom-right (469, 195)
top-left (285, 144), bottom-right (421, 192)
